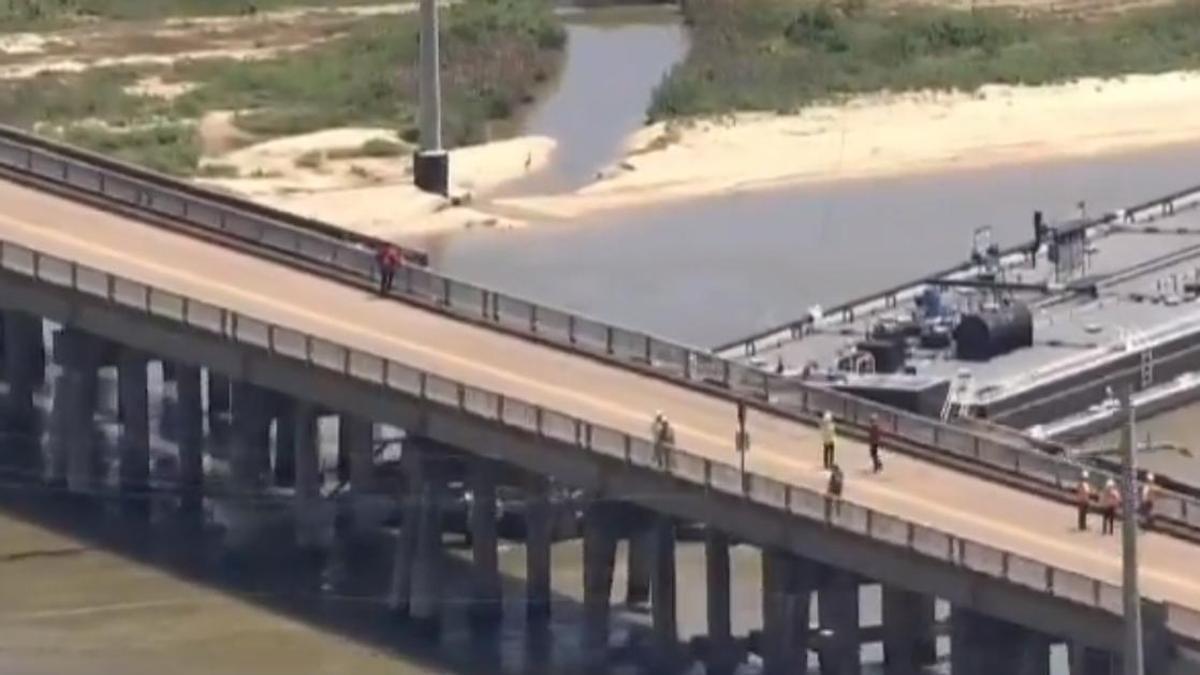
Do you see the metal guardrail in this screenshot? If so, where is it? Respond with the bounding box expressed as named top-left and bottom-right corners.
top-left (3, 236), bottom-right (1198, 645)
top-left (1, 126), bottom-right (1199, 538)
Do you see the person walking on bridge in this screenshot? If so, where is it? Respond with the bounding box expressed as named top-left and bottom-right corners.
top-left (1101, 478), bottom-right (1120, 535)
top-left (651, 411), bottom-right (674, 469)
top-left (821, 411), bottom-right (837, 469)
top-left (868, 414), bottom-right (883, 473)
top-left (1140, 473), bottom-right (1157, 527)
top-left (1074, 471), bottom-right (1093, 531)
top-left (375, 243), bottom-right (400, 295)
top-left (825, 463), bottom-right (844, 519)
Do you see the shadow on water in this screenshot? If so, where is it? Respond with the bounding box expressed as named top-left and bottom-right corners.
top-left (0, 416), bottom-right (665, 675)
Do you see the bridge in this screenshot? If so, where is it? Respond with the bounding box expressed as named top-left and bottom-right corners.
top-left (1, 127), bottom-right (1200, 674)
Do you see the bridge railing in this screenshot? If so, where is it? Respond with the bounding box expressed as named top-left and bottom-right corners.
top-left (4, 236), bottom-right (1199, 645)
top-left (2, 125), bottom-right (1199, 536)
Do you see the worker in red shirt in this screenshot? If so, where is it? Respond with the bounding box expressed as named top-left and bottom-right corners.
top-left (868, 414), bottom-right (883, 473)
top-left (375, 243), bottom-right (400, 295)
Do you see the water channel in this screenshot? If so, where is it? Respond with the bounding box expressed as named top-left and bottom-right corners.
top-left (3, 4), bottom-right (1199, 673)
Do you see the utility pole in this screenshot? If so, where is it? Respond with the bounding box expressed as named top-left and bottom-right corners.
top-left (1120, 387), bottom-right (1144, 675)
top-left (414, 0), bottom-right (449, 195)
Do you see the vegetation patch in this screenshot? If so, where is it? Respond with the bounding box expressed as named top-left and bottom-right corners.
top-left (650, 0), bottom-right (1200, 120)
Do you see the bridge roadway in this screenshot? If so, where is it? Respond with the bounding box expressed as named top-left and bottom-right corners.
top-left (2, 178), bottom-right (1200, 618)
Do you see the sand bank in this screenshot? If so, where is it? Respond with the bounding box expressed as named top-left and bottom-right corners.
top-left (197, 126), bottom-right (556, 239)
top-left (494, 71), bottom-right (1200, 220)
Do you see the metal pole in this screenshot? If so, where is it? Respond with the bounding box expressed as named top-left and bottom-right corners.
top-left (418, 0), bottom-right (443, 153)
top-left (1120, 387), bottom-right (1144, 675)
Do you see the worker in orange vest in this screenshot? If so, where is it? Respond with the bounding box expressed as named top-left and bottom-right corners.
top-left (1100, 478), bottom-right (1120, 536)
top-left (1075, 471), bottom-right (1093, 531)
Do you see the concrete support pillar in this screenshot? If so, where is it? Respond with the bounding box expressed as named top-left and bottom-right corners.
top-left (175, 364), bottom-right (204, 512)
top-left (761, 550), bottom-right (813, 675)
top-left (117, 349), bottom-right (150, 495)
top-left (525, 474), bottom-right (553, 623)
top-left (1069, 643), bottom-right (1115, 675)
top-left (339, 414), bottom-right (374, 532)
top-left (272, 403), bottom-right (296, 487)
top-left (582, 501), bottom-right (619, 663)
top-left (651, 515), bottom-right (678, 667)
top-left (882, 586), bottom-right (936, 675)
top-left (468, 457), bottom-right (501, 625)
top-left (705, 529), bottom-right (736, 674)
top-left (388, 442), bottom-right (424, 618)
top-left (409, 454), bottom-right (445, 633)
top-left (818, 570), bottom-right (860, 675)
top-left (206, 371), bottom-right (231, 427)
top-left (52, 329), bottom-right (99, 493)
top-left (626, 527), bottom-right (653, 608)
top-left (2, 311), bottom-right (43, 431)
top-left (292, 401), bottom-right (321, 549)
top-left (230, 382), bottom-right (270, 491)
top-left (951, 609), bottom-right (1050, 675)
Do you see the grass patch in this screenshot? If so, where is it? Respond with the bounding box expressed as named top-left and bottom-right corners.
top-left (0, 0), bottom-right (388, 27)
top-left (58, 122), bottom-right (200, 175)
top-left (650, 0), bottom-right (1200, 120)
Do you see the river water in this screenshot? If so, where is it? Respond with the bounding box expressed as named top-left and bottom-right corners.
top-left (3, 5), bottom-right (1196, 673)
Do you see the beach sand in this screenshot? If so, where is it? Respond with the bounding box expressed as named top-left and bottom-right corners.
top-left (493, 71), bottom-right (1200, 221)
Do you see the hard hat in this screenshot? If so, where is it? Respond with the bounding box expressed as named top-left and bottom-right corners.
top-left (655, 410), bottom-right (663, 418)
top-left (1081, 470), bottom-right (1089, 479)
top-left (824, 411), bottom-right (833, 420)
top-left (1106, 478), bottom-right (1116, 486)
top-left (1147, 473), bottom-right (1156, 482)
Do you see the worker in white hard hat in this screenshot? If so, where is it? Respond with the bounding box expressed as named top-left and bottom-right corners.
top-left (651, 410), bottom-right (673, 469)
top-left (821, 411), bottom-right (836, 470)
top-left (1075, 470), bottom-right (1093, 531)
top-left (1101, 478), bottom-right (1120, 536)
top-left (1139, 472), bottom-right (1158, 527)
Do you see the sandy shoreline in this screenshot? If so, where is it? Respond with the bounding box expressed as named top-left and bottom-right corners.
top-left (493, 70), bottom-right (1200, 220)
top-left (194, 69), bottom-right (1200, 238)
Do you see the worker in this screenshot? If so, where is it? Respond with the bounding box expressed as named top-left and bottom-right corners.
top-left (868, 414), bottom-right (883, 473)
top-left (1140, 473), bottom-right (1157, 527)
top-left (825, 463), bottom-right (844, 519)
top-left (375, 243), bottom-right (400, 295)
top-left (1074, 470), bottom-right (1092, 531)
top-left (1101, 478), bottom-right (1120, 536)
top-left (651, 411), bottom-right (674, 468)
top-left (821, 411), bottom-right (836, 469)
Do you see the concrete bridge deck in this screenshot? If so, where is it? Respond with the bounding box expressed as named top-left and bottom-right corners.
top-left (3, 176), bottom-right (1200, 629)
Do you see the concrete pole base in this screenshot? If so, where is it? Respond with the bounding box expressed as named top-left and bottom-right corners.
top-left (413, 150), bottom-right (449, 196)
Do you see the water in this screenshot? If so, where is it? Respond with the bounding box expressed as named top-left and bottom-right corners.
top-left (434, 143), bottom-right (1200, 348)
top-left (504, 8), bottom-right (689, 195)
top-left (1085, 400), bottom-right (1200, 486)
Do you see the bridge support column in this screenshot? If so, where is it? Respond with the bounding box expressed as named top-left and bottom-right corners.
top-left (626, 526), bottom-right (653, 609)
top-left (117, 349), bottom-right (150, 497)
top-left (409, 451), bottom-right (445, 635)
top-left (292, 401), bottom-right (321, 550)
top-left (206, 371), bottom-right (230, 428)
top-left (818, 569), bottom-right (860, 675)
top-left (705, 529), bottom-right (737, 675)
top-left (230, 382), bottom-right (271, 491)
top-left (1069, 643), bottom-right (1115, 675)
top-left (651, 515), bottom-right (678, 669)
top-left (951, 608), bottom-right (1049, 675)
top-left (339, 414), bottom-right (375, 534)
top-left (525, 474), bottom-right (553, 623)
top-left (52, 329), bottom-right (99, 493)
top-left (388, 441), bottom-right (424, 618)
top-left (468, 457), bottom-right (501, 626)
top-left (882, 586), bottom-right (937, 674)
top-left (175, 364), bottom-right (204, 513)
top-left (761, 550), bottom-right (813, 675)
top-left (273, 401), bottom-right (296, 488)
top-left (2, 311), bottom-right (43, 432)
top-left (582, 500), bottom-right (620, 665)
